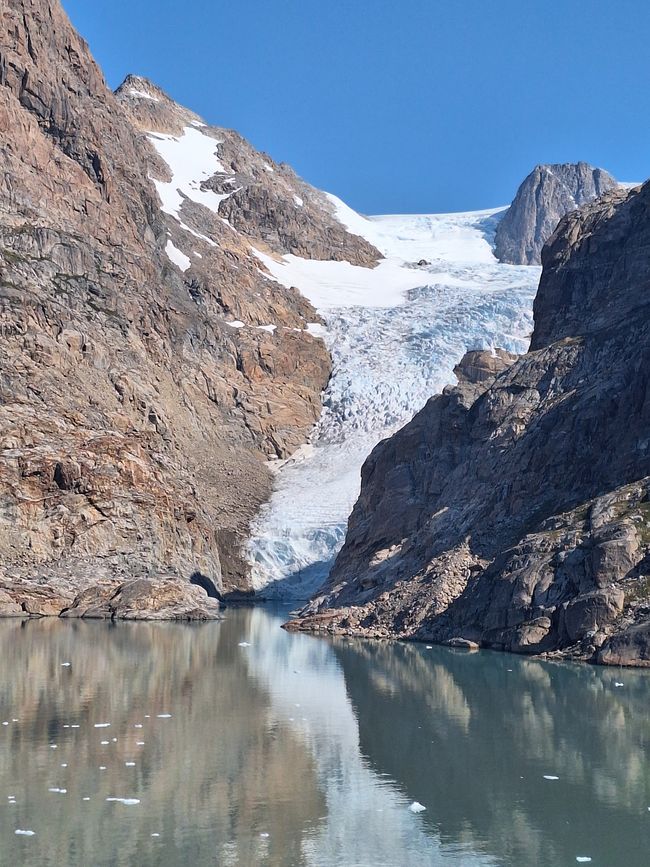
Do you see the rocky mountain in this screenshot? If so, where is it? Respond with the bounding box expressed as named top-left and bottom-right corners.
top-left (0, 0), bottom-right (378, 618)
top-left (290, 181), bottom-right (650, 667)
top-left (494, 162), bottom-right (617, 265)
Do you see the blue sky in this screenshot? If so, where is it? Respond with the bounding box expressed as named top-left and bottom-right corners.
top-left (63, 0), bottom-right (649, 214)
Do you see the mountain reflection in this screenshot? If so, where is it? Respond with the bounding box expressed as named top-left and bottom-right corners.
top-left (0, 611), bottom-right (648, 866)
top-left (330, 638), bottom-right (650, 867)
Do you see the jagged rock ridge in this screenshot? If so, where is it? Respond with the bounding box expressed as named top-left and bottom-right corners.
top-left (494, 162), bottom-right (617, 265)
top-left (290, 182), bottom-right (650, 667)
top-left (0, 0), bottom-right (379, 618)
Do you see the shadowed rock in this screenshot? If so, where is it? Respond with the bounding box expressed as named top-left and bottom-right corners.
top-left (289, 182), bottom-right (650, 666)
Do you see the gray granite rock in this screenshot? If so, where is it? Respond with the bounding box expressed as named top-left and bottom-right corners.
top-left (289, 183), bottom-right (650, 666)
top-left (494, 162), bottom-right (617, 265)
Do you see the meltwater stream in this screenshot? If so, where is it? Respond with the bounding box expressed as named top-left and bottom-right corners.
top-left (248, 208), bottom-right (541, 598)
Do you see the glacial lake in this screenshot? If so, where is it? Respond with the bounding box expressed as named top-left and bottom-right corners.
top-left (0, 606), bottom-right (648, 866)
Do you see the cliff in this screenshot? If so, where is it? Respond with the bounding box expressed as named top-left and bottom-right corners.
top-left (494, 162), bottom-right (617, 265)
top-left (290, 182), bottom-right (650, 667)
top-left (0, 0), bottom-right (378, 617)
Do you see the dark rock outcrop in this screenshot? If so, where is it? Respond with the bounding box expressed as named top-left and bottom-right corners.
top-left (0, 1), bottom-right (379, 617)
top-left (289, 182), bottom-right (650, 666)
top-left (494, 162), bottom-right (617, 265)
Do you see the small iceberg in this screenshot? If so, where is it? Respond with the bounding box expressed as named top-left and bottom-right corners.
top-left (15, 829), bottom-right (35, 836)
top-left (409, 801), bottom-right (426, 813)
top-left (106, 797), bottom-right (140, 806)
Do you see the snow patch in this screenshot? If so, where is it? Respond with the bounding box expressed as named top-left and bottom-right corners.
top-left (148, 127), bottom-right (234, 223)
top-left (128, 89), bottom-right (160, 102)
top-left (165, 240), bottom-right (191, 272)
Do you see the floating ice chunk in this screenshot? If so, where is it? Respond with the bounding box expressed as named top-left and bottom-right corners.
top-left (260, 832), bottom-right (270, 838)
top-left (112, 738), bottom-right (118, 742)
top-left (136, 741), bottom-right (145, 746)
top-left (151, 833), bottom-right (161, 837)
top-left (94, 723), bottom-right (111, 728)
top-left (15, 829), bottom-right (35, 836)
top-left (82, 797), bottom-right (90, 801)
top-left (48, 788), bottom-right (67, 794)
top-left (60, 763), bottom-right (68, 768)
top-left (8, 795), bottom-right (16, 800)
top-left (61, 662), bottom-right (71, 667)
top-left (409, 801), bottom-right (426, 813)
top-left (2, 721), bottom-right (7, 726)
top-left (238, 642), bottom-right (252, 647)
top-left (99, 766), bottom-right (107, 771)
top-left (425, 646), bottom-right (433, 650)
top-left (106, 797), bottom-right (140, 806)
top-left (614, 682), bottom-right (624, 687)
top-left (543, 775), bottom-right (560, 781)
top-left (50, 744), bottom-right (57, 749)
top-left (71, 725), bottom-right (80, 729)
top-left (576, 859), bottom-right (592, 863)
top-left (125, 762), bottom-right (136, 767)
top-left (101, 741), bottom-right (109, 745)
top-left (134, 724), bottom-right (143, 729)
top-left (157, 714), bottom-right (172, 719)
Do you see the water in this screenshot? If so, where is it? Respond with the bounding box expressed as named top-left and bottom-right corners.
top-left (1, 608), bottom-right (648, 866)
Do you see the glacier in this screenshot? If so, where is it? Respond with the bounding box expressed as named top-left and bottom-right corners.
top-left (247, 205), bottom-right (541, 599)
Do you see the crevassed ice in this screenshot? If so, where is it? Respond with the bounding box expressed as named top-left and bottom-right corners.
top-left (247, 206), bottom-right (540, 599)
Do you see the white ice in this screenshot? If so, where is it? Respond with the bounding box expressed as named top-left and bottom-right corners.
top-left (165, 239), bottom-right (191, 272)
top-left (248, 203), bottom-right (539, 598)
top-left (128, 89), bottom-right (160, 102)
top-left (148, 127), bottom-right (233, 224)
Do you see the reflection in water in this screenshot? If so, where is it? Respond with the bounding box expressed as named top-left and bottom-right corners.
top-left (0, 609), bottom-right (647, 866)
top-left (331, 639), bottom-right (650, 867)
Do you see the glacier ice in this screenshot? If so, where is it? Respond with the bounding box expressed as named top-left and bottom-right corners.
top-left (247, 208), bottom-right (540, 599)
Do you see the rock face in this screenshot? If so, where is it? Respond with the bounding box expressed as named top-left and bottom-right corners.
top-left (494, 162), bottom-right (617, 265)
top-left (0, 1), bottom-right (379, 617)
top-left (290, 182), bottom-right (650, 666)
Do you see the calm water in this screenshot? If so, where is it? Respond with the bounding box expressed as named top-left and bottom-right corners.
top-left (0, 607), bottom-right (648, 866)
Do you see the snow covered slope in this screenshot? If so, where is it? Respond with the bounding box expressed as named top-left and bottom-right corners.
top-left (247, 204), bottom-right (541, 598)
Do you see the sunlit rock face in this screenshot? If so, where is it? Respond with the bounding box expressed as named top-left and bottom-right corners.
top-left (0, 1), bottom-right (383, 609)
top-left (494, 162), bottom-right (618, 265)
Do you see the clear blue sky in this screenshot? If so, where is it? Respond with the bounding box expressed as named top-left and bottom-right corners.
top-left (62, 0), bottom-right (649, 215)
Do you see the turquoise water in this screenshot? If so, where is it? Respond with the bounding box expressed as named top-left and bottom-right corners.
top-left (0, 607), bottom-right (648, 866)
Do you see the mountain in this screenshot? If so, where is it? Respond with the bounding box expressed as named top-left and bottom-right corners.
top-left (0, 0), bottom-right (377, 618)
top-left (289, 182), bottom-right (650, 667)
top-left (494, 162), bottom-right (617, 265)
